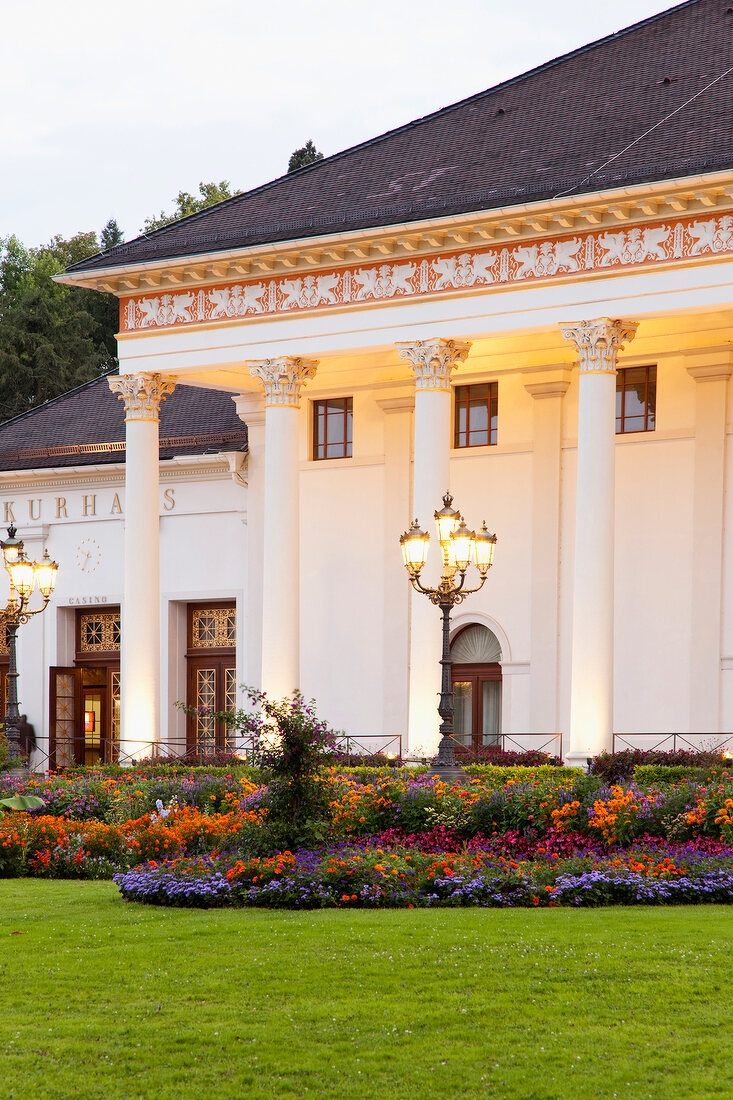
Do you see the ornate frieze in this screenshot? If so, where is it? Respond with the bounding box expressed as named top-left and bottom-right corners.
top-left (119, 212), bottom-right (733, 333)
top-left (108, 373), bottom-right (176, 420)
top-left (247, 357), bottom-right (318, 407)
top-left (396, 339), bottom-right (472, 391)
top-left (559, 319), bottom-right (638, 374)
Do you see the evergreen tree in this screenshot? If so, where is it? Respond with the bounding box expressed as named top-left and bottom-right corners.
top-left (287, 140), bottom-right (324, 173)
top-left (0, 231), bottom-right (116, 422)
top-left (100, 218), bottom-right (124, 251)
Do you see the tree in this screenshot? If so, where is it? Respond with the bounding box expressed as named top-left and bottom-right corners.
top-left (143, 181), bottom-right (237, 233)
top-left (0, 229), bottom-right (117, 423)
top-left (44, 231), bottom-right (100, 269)
top-left (100, 218), bottom-right (124, 251)
top-left (287, 140), bottom-right (324, 173)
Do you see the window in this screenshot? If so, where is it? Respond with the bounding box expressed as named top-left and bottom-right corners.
top-left (616, 365), bottom-right (656, 434)
top-left (78, 611), bottom-right (121, 653)
top-left (313, 397), bottom-right (353, 459)
top-left (454, 383), bottom-right (498, 448)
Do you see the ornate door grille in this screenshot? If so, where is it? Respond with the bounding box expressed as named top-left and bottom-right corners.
top-left (186, 602), bottom-right (236, 756)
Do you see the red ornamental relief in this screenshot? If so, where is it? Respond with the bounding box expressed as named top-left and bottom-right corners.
top-left (119, 212), bottom-right (733, 333)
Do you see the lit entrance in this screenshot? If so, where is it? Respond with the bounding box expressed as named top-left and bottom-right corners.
top-left (49, 608), bottom-right (121, 767)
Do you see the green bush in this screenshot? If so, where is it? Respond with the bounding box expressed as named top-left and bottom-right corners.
top-left (331, 765), bottom-right (430, 784)
top-left (633, 765), bottom-right (706, 785)
top-left (464, 764), bottom-right (580, 788)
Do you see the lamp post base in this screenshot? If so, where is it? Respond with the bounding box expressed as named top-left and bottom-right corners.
top-left (5, 764), bottom-right (30, 779)
top-left (427, 762), bottom-right (467, 784)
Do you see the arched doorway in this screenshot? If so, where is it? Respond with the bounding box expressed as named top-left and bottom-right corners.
top-left (451, 624), bottom-right (502, 750)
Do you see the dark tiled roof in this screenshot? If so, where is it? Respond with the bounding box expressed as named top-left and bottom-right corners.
top-left (69, 1), bottom-right (733, 274)
top-left (0, 375), bottom-right (247, 471)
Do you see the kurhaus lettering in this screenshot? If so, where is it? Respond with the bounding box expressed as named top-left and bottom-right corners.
top-left (0, 490), bottom-right (176, 523)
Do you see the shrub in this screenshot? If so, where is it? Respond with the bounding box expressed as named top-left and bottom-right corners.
top-left (633, 765), bottom-right (708, 785)
top-left (453, 745), bottom-right (563, 767)
top-left (588, 749), bottom-right (729, 783)
top-left (199, 689), bottom-right (343, 850)
top-left (463, 764), bottom-right (579, 787)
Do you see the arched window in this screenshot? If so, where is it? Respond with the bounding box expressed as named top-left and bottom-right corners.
top-left (451, 624), bottom-right (502, 750)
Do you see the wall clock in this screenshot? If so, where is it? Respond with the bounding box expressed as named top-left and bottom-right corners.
top-left (75, 537), bottom-right (101, 574)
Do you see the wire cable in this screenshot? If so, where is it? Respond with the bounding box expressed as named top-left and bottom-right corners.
top-left (552, 62), bottom-right (733, 200)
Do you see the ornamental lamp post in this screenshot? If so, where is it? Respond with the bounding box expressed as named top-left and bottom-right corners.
top-left (401, 493), bottom-right (496, 776)
top-left (0, 527), bottom-right (59, 768)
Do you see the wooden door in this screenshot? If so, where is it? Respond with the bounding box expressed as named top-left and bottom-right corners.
top-left (49, 666), bottom-right (82, 768)
top-left (451, 662), bottom-right (502, 751)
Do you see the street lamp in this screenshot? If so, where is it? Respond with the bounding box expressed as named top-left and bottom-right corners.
top-left (0, 526), bottom-right (59, 765)
top-left (401, 492), bottom-right (496, 771)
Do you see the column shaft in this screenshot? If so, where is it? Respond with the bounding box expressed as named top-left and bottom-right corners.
top-left (379, 397), bottom-right (413, 741)
top-left (247, 356), bottom-right (317, 701)
top-left (560, 320), bottom-right (637, 762)
top-left (570, 371), bottom-right (617, 757)
top-left (261, 405), bottom-right (300, 698)
top-left (397, 338), bottom-right (470, 756)
top-left (688, 358), bottom-right (733, 730)
top-left (524, 372), bottom-right (570, 734)
top-left (109, 373), bottom-right (175, 763)
top-left (409, 388), bottom-right (452, 753)
top-left (124, 420), bottom-right (161, 756)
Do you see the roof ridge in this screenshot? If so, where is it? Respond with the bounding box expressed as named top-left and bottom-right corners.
top-left (67, 0), bottom-right (706, 273)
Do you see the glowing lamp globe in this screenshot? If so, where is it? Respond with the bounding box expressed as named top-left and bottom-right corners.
top-left (8, 552), bottom-right (35, 599)
top-left (451, 519), bottom-right (475, 572)
top-left (35, 550), bottom-right (59, 599)
top-left (400, 521), bottom-right (430, 573)
top-left (1, 525), bottom-right (23, 570)
top-left (474, 522), bottom-right (497, 574)
top-left (434, 492), bottom-right (460, 544)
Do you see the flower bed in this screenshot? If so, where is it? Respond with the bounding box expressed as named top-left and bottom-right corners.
top-left (4, 763), bottom-right (733, 908)
top-left (113, 841), bottom-right (733, 909)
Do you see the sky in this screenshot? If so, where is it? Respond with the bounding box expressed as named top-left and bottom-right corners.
top-left (0, 0), bottom-right (686, 249)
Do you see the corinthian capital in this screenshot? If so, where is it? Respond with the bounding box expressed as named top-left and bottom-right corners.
top-left (559, 318), bottom-right (638, 375)
top-left (247, 357), bottom-right (318, 407)
top-left (397, 338), bottom-right (472, 392)
top-left (108, 373), bottom-right (176, 420)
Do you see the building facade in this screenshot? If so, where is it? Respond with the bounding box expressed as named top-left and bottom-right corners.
top-left (15, 0), bottom-right (733, 765)
top-left (0, 380), bottom-right (249, 767)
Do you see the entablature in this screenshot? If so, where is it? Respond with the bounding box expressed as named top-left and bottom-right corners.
top-left (57, 169), bottom-right (733, 305)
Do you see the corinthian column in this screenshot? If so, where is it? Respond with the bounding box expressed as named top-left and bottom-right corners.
top-left (109, 372), bottom-right (175, 762)
top-left (560, 319), bottom-right (638, 763)
top-left (247, 357), bottom-right (318, 700)
top-left (396, 338), bottom-right (471, 755)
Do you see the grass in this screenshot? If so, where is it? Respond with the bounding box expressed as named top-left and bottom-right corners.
top-left (0, 883), bottom-right (731, 1099)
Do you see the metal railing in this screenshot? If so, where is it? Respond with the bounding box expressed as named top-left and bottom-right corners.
top-left (332, 734), bottom-right (402, 763)
top-left (613, 732), bottom-right (733, 755)
top-left (449, 733), bottom-right (563, 758)
top-left (29, 732), bottom-right (404, 772)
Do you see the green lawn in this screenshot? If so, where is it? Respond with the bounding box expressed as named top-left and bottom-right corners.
top-left (1, 882), bottom-right (731, 1099)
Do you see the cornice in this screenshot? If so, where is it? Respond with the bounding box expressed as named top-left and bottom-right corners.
top-left (106, 204), bottom-right (733, 337)
top-left (0, 455), bottom-right (232, 493)
top-left (56, 169), bottom-right (733, 299)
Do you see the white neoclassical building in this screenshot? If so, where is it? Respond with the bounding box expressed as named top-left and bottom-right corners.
top-left (9, 0), bottom-right (733, 766)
